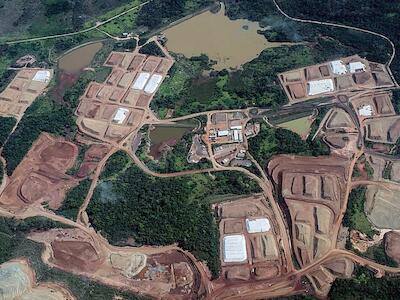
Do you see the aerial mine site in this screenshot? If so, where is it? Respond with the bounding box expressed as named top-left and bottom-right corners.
top-left (0, 0), bottom-right (400, 300)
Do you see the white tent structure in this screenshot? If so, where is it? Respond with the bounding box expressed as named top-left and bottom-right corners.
top-left (307, 79), bottom-right (334, 96)
top-left (113, 108), bottom-right (129, 124)
top-left (246, 218), bottom-right (271, 233)
top-left (33, 70), bottom-right (51, 83)
top-left (330, 60), bottom-right (347, 75)
top-left (144, 74), bottom-right (163, 94)
top-left (223, 235), bottom-right (247, 263)
top-left (132, 72), bottom-right (150, 90)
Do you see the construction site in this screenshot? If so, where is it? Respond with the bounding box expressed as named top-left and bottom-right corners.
top-left (0, 68), bottom-right (52, 120)
top-left (278, 55), bottom-right (395, 103)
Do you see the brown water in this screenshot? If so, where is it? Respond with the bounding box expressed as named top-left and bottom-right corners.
top-left (58, 42), bottom-right (103, 74)
top-left (149, 123), bottom-right (196, 159)
top-left (163, 4), bottom-right (289, 70)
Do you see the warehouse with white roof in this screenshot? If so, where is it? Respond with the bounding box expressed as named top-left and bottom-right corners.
top-left (246, 218), bottom-right (271, 233)
top-left (132, 72), bottom-right (150, 90)
top-left (223, 234), bottom-right (247, 263)
top-left (330, 60), bottom-right (347, 75)
top-left (307, 79), bottom-right (334, 96)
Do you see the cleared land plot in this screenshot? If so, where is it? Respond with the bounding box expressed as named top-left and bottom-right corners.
top-left (365, 115), bottom-right (400, 144)
top-left (0, 133), bottom-right (79, 212)
top-left (366, 185), bottom-right (400, 229)
top-left (0, 68), bottom-right (53, 120)
top-left (351, 91), bottom-right (395, 121)
top-left (278, 116), bottom-right (312, 138)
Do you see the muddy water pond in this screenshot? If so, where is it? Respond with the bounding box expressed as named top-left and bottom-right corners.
top-left (149, 122), bottom-right (196, 159)
top-left (55, 42), bottom-right (103, 102)
top-left (163, 4), bottom-right (289, 70)
top-left (58, 42), bottom-right (103, 74)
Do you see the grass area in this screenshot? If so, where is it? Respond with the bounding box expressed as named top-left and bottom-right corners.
top-left (278, 116), bottom-right (312, 137)
top-left (343, 187), bottom-right (378, 239)
top-left (56, 179), bottom-right (92, 220)
top-left (96, 0), bottom-right (141, 36)
top-left (352, 242), bottom-right (398, 268)
top-left (0, 217), bottom-right (147, 300)
top-left (87, 151), bottom-right (261, 277)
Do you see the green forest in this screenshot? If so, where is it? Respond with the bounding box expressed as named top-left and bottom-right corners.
top-left (249, 123), bottom-right (329, 167)
top-left (87, 151), bottom-right (261, 277)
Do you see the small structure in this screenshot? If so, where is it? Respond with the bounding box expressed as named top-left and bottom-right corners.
top-left (246, 218), bottom-right (271, 233)
top-left (307, 79), bottom-right (334, 96)
top-left (349, 62), bottom-right (366, 73)
top-left (32, 70), bottom-right (51, 83)
top-left (330, 60), bottom-right (347, 75)
top-left (223, 235), bottom-right (247, 263)
top-left (358, 105), bottom-right (373, 117)
top-left (113, 108), bottom-right (130, 124)
top-left (217, 130), bottom-right (229, 137)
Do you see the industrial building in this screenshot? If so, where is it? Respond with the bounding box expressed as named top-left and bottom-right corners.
top-left (223, 235), bottom-right (247, 263)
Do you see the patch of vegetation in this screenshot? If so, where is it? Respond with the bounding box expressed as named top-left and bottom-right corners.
top-left (354, 243), bottom-right (398, 268)
top-left (136, 0), bottom-right (212, 31)
top-left (0, 217), bottom-right (147, 300)
top-left (364, 158), bottom-right (374, 179)
top-left (66, 144), bottom-right (89, 176)
top-left (57, 179), bottom-right (92, 220)
top-left (343, 187), bottom-right (377, 239)
top-left (100, 150), bottom-right (132, 180)
top-left (0, 116), bottom-right (17, 147)
top-left (329, 266), bottom-right (400, 299)
top-left (138, 41), bottom-right (165, 57)
top-left (249, 123), bottom-right (329, 167)
top-left (153, 45), bottom-right (317, 117)
top-left (382, 162), bottom-right (392, 180)
top-left (88, 153), bottom-right (261, 277)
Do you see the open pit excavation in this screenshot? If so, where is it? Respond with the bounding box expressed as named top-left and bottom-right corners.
top-left (0, 259), bottom-right (74, 300)
top-left (0, 68), bottom-right (53, 120)
top-left (0, 133), bottom-right (79, 213)
top-left (28, 228), bottom-right (207, 300)
top-left (278, 55), bottom-right (395, 104)
top-left (76, 46), bottom-right (174, 144)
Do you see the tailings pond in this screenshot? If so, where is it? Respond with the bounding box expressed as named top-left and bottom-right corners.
top-left (163, 4), bottom-right (289, 70)
top-left (55, 42), bottom-right (103, 102)
top-left (149, 122), bottom-right (197, 159)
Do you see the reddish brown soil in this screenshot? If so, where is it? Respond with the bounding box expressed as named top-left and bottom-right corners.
top-left (0, 133), bottom-right (79, 211)
top-left (51, 240), bottom-right (104, 272)
top-left (77, 144), bottom-right (111, 178)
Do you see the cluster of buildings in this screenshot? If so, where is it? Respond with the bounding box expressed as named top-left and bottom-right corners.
top-left (202, 112), bottom-right (260, 166)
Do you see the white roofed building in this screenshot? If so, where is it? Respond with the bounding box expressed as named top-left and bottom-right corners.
top-left (348, 62), bottom-right (366, 73)
top-left (330, 60), bottom-right (347, 75)
top-left (144, 74), bottom-right (163, 94)
top-left (113, 108), bottom-right (130, 124)
top-left (358, 105), bottom-right (373, 117)
top-left (307, 79), bottom-right (334, 96)
top-left (246, 218), bottom-right (271, 233)
top-left (223, 235), bottom-right (247, 263)
top-left (33, 70), bottom-right (51, 83)
top-left (217, 130), bottom-right (230, 137)
top-left (132, 72), bottom-right (150, 90)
